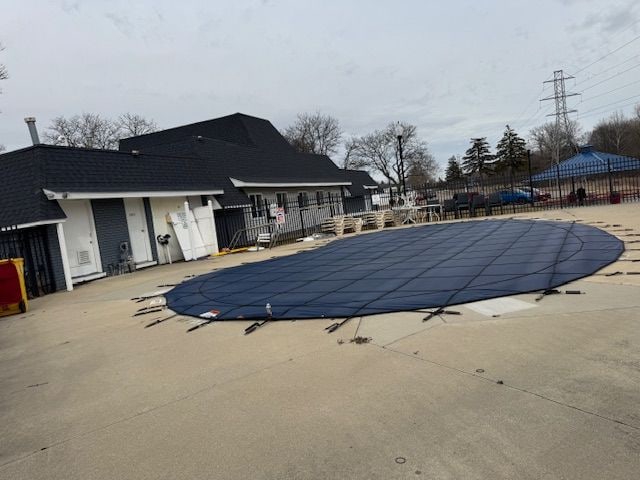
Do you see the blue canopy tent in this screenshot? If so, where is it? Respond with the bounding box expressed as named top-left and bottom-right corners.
top-left (531, 145), bottom-right (640, 182)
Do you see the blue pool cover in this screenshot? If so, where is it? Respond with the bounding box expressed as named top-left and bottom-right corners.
top-left (166, 219), bottom-right (623, 321)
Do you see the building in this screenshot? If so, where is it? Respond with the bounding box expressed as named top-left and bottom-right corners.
top-left (1, 113), bottom-right (377, 296)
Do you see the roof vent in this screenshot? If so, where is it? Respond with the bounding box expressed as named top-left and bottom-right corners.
top-left (196, 135), bottom-right (204, 141)
top-left (131, 150), bottom-right (140, 156)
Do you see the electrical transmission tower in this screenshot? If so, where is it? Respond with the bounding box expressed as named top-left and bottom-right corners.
top-left (541, 70), bottom-right (579, 166)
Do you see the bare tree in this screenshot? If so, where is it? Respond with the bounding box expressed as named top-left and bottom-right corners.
top-left (406, 148), bottom-right (438, 186)
top-left (529, 119), bottom-right (582, 163)
top-left (0, 43), bottom-right (7, 85)
top-left (342, 137), bottom-right (362, 169)
top-left (283, 112), bottom-right (342, 156)
top-left (634, 104), bottom-right (640, 155)
top-left (118, 113), bottom-right (157, 137)
top-left (605, 111), bottom-right (628, 154)
top-left (348, 122), bottom-right (436, 190)
top-left (44, 112), bottom-right (157, 149)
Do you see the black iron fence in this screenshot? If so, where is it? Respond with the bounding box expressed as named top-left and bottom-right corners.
top-left (214, 158), bottom-right (640, 250)
top-left (407, 156), bottom-right (640, 215)
top-left (0, 225), bottom-right (57, 298)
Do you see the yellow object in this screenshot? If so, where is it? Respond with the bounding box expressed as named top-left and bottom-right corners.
top-left (212, 247), bottom-right (250, 257)
top-left (0, 258), bottom-right (28, 317)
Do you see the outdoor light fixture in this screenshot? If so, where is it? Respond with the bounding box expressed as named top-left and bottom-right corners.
top-left (395, 122), bottom-right (407, 196)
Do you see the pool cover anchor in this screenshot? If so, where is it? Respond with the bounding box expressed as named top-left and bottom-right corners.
top-left (325, 315), bottom-right (360, 333)
top-left (186, 319), bottom-right (216, 333)
top-left (420, 308), bottom-right (461, 322)
top-left (244, 303), bottom-right (273, 335)
top-left (145, 314), bottom-right (177, 328)
top-left (186, 309), bottom-right (221, 333)
top-left (133, 307), bottom-right (165, 317)
top-left (535, 289), bottom-right (583, 302)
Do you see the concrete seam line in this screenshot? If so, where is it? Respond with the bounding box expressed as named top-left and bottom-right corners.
top-left (381, 345), bottom-right (640, 432)
top-left (0, 344), bottom-right (333, 471)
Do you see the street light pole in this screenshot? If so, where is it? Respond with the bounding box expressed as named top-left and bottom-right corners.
top-left (395, 123), bottom-right (406, 196)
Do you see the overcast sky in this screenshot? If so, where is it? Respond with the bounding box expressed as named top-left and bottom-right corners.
top-left (1, 0), bottom-right (639, 172)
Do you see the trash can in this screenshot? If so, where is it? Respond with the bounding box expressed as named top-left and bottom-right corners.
top-left (610, 192), bottom-right (621, 204)
top-left (0, 258), bottom-right (28, 317)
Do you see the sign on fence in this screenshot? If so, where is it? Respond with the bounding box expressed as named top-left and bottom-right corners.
top-left (275, 207), bottom-right (286, 225)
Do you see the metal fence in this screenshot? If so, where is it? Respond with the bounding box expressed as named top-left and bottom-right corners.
top-left (214, 158), bottom-right (640, 250)
top-left (0, 226), bottom-right (57, 298)
top-left (215, 193), bottom-right (352, 250)
top-left (407, 156), bottom-right (640, 215)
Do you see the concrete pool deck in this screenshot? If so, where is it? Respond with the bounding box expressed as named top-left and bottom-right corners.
top-left (1, 204), bottom-right (638, 479)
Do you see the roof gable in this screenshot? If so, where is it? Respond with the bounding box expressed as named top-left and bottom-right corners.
top-left (119, 113), bottom-right (295, 154)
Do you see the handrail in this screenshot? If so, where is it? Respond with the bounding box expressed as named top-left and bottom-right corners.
top-left (228, 222), bottom-right (274, 250)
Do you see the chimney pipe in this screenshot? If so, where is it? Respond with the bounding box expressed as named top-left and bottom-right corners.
top-left (24, 117), bottom-right (41, 145)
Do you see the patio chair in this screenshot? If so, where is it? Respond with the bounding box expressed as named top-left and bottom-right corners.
top-left (470, 194), bottom-right (486, 217)
top-left (486, 192), bottom-right (503, 215)
top-left (454, 193), bottom-right (470, 216)
top-left (442, 199), bottom-right (457, 219)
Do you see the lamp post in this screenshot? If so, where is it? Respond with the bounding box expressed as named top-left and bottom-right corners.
top-left (395, 122), bottom-right (407, 196)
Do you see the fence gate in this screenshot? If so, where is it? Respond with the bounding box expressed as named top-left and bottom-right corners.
top-left (0, 226), bottom-right (56, 298)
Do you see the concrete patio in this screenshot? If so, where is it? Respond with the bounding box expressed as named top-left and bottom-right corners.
top-left (1, 204), bottom-right (639, 479)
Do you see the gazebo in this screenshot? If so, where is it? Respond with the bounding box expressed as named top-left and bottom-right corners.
top-left (531, 145), bottom-right (640, 181)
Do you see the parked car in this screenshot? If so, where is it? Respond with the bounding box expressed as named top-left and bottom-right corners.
top-left (518, 185), bottom-right (550, 201)
top-left (496, 189), bottom-right (532, 204)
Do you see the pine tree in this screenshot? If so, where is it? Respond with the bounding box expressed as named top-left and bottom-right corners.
top-left (495, 125), bottom-right (527, 180)
top-left (444, 155), bottom-right (464, 182)
top-left (461, 137), bottom-right (493, 188)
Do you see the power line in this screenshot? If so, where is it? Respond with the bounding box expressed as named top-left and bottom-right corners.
top-left (579, 78), bottom-right (640, 104)
top-left (579, 62), bottom-right (640, 92)
top-left (578, 93), bottom-right (640, 118)
top-left (578, 100), bottom-right (640, 120)
top-left (573, 54), bottom-right (640, 87)
top-left (572, 33), bottom-right (640, 76)
top-left (513, 105), bottom-right (555, 133)
top-left (507, 79), bottom-right (553, 129)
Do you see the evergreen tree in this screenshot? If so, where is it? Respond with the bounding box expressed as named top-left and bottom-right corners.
top-left (444, 155), bottom-right (463, 182)
top-left (461, 137), bottom-right (493, 187)
top-left (495, 125), bottom-right (527, 180)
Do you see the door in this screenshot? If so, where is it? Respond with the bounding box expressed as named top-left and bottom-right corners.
top-left (194, 205), bottom-right (219, 255)
top-left (60, 200), bottom-right (100, 278)
top-left (123, 198), bottom-right (153, 264)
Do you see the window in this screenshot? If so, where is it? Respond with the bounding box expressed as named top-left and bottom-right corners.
top-left (276, 192), bottom-right (288, 213)
top-left (249, 194), bottom-right (265, 218)
top-left (298, 191), bottom-right (309, 208)
top-left (316, 191), bottom-right (324, 205)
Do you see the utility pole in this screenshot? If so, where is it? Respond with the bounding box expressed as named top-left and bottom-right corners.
top-left (541, 70), bottom-right (579, 200)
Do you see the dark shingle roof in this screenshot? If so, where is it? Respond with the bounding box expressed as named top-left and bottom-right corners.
top-left (0, 144), bottom-right (248, 229)
top-left (139, 136), bottom-right (350, 189)
top-left (343, 169), bottom-right (378, 197)
top-left (119, 113), bottom-right (295, 154)
top-left (0, 148), bottom-right (66, 229)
